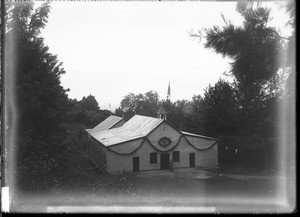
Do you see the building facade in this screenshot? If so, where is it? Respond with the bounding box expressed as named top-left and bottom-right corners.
top-left (85, 112), bottom-right (218, 174)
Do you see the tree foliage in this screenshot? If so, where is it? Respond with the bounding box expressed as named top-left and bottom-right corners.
top-left (11, 2), bottom-right (70, 146)
top-left (189, 6), bottom-right (293, 169)
top-left (202, 79), bottom-right (238, 136)
top-left (159, 99), bottom-right (193, 131)
top-left (120, 90), bottom-right (160, 119)
top-left (78, 95), bottom-right (100, 111)
top-left (66, 96), bottom-right (111, 128)
top-left (5, 2), bottom-right (73, 191)
top-left (192, 8), bottom-right (284, 115)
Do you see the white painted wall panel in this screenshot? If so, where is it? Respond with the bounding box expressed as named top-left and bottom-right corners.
top-left (106, 136), bottom-right (218, 173)
top-left (147, 122), bottom-right (182, 151)
top-left (185, 135), bottom-right (216, 149)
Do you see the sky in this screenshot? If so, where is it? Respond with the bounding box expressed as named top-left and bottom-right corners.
top-left (40, 1), bottom-right (291, 111)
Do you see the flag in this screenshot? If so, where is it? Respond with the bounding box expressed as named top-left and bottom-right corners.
top-left (167, 81), bottom-right (171, 99)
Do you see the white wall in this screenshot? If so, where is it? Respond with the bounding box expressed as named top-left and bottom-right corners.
top-left (185, 135), bottom-right (216, 149)
top-left (170, 138), bottom-right (218, 169)
top-left (109, 138), bottom-right (143, 154)
top-left (105, 122), bottom-right (218, 173)
top-left (197, 144), bottom-right (218, 168)
top-left (107, 139), bottom-right (160, 173)
top-left (147, 122), bottom-right (182, 151)
top-left (87, 136), bottom-right (108, 172)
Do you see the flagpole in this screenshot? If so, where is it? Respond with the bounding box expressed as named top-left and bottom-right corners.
top-left (167, 81), bottom-right (171, 101)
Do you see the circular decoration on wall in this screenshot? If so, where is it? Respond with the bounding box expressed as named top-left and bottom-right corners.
top-left (158, 137), bottom-right (172, 148)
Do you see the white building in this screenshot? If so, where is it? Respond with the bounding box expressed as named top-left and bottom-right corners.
top-left (85, 108), bottom-right (218, 173)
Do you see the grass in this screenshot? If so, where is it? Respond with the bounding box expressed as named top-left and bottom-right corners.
top-left (60, 121), bottom-right (140, 195)
top-left (15, 121), bottom-right (140, 196)
top-left (49, 148), bottom-right (140, 195)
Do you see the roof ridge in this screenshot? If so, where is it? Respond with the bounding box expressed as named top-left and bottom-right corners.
top-left (89, 114), bottom-right (164, 146)
top-left (181, 131), bottom-right (217, 140)
top-left (108, 114), bottom-right (123, 118)
top-left (133, 114), bottom-right (161, 119)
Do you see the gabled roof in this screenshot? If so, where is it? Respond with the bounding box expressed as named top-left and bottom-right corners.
top-left (89, 115), bottom-right (163, 147)
top-left (122, 115), bottom-right (163, 135)
top-left (157, 105), bottom-right (167, 115)
top-left (181, 131), bottom-right (217, 141)
top-left (86, 115), bottom-right (123, 134)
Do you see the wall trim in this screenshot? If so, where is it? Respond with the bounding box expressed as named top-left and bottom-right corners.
top-left (108, 135), bottom-right (217, 155)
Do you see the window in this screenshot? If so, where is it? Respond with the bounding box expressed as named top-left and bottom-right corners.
top-left (150, 152), bottom-right (157, 164)
top-left (172, 151), bottom-right (180, 162)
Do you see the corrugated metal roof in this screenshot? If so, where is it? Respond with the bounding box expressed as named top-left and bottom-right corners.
top-left (89, 115), bottom-right (163, 147)
top-left (181, 131), bottom-right (217, 140)
top-left (122, 115), bottom-right (163, 135)
top-left (87, 115), bottom-right (123, 134)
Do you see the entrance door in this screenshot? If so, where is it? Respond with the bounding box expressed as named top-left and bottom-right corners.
top-left (189, 153), bottom-right (195, 168)
top-left (160, 153), bottom-right (170, 170)
top-left (133, 157), bottom-right (139, 172)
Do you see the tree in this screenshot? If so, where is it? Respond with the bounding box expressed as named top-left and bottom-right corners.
top-left (188, 95), bottom-right (205, 133)
top-left (281, 1), bottom-right (295, 102)
top-left (231, 2), bottom-right (295, 172)
top-left (120, 93), bottom-right (142, 113)
top-left (120, 90), bottom-right (160, 118)
top-left (236, 1), bottom-right (295, 100)
top-left (280, 0), bottom-right (296, 181)
top-left (191, 8), bottom-right (284, 115)
top-left (10, 2), bottom-right (70, 145)
top-left (78, 95), bottom-right (100, 111)
top-left (6, 1), bottom-right (71, 191)
top-left (190, 7), bottom-right (289, 169)
top-left (114, 107), bottom-right (124, 118)
top-left (161, 99), bottom-right (193, 131)
top-left (202, 79), bottom-right (239, 136)
top-left (66, 95), bottom-right (111, 127)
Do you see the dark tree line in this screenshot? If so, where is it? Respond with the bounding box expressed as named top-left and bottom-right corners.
top-left (6, 2), bottom-right (111, 191)
top-left (116, 90), bottom-right (160, 121)
top-left (5, 1), bottom-right (71, 191)
top-left (11, 2), bottom-right (69, 147)
top-left (66, 95), bottom-right (111, 128)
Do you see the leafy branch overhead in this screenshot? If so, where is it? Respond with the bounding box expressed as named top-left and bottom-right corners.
top-left (190, 7), bottom-right (289, 114)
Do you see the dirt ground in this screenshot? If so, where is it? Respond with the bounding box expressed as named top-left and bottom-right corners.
top-left (10, 148), bottom-right (295, 213)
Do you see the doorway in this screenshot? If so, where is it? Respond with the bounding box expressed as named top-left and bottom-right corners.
top-left (160, 153), bottom-right (170, 170)
top-left (133, 157), bottom-right (139, 172)
top-left (189, 153), bottom-right (195, 168)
